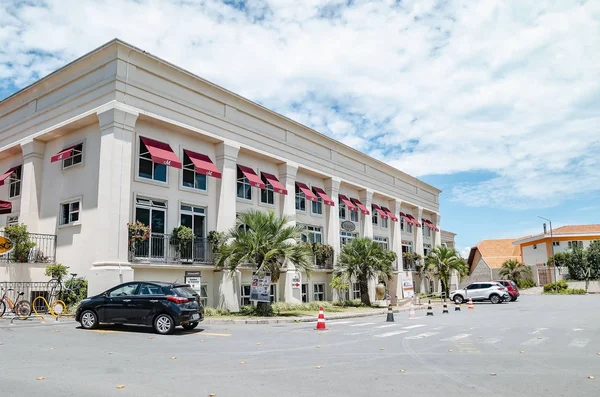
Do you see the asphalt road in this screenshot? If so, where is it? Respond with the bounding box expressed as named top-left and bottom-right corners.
top-left (1, 295), bottom-right (598, 397)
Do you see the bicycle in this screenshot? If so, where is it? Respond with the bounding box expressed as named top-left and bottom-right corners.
top-left (0, 288), bottom-right (32, 319)
top-left (47, 269), bottom-right (86, 299)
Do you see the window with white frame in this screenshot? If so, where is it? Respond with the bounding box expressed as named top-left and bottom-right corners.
top-left (352, 282), bottom-right (361, 299)
top-left (301, 225), bottom-right (323, 244)
top-left (295, 185), bottom-right (306, 211)
top-left (401, 241), bottom-right (413, 254)
top-left (241, 285), bottom-right (251, 306)
top-left (423, 226), bottom-right (431, 237)
top-left (182, 152), bottom-right (207, 191)
top-left (270, 284), bottom-right (277, 303)
top-left (401, 219), bottom-right (413, 234)
top-left (6, 215), bottom-right (18, 226)
top-left (372, 208), bottom-right (378, 226)
top-left (313, 283), bottom-right (325, 301)
top-left (339, 200), bottom-right (347, 220)
top-left (63, 143), bottom-right (83, 169)
top-left (301, 284), bottom-right (308, 302)
top-left (350, 208), bottom-right (358, 222)
top-left (260, 174), bottom-right (274, 205)
top-left (340, 231), bottom-right (358, 246)
top-left (199, 285), bottom-right (208, 307)
top-left (236, 167), bottom-right (252, 200)
top-left (552, 241), bottom-right (560, 247)
top-left (424, 244), bottom-right (432, 257)
top-left (381, 216), bottom-right (388, 229)
top-left (8, 166), bottom-right (21, 199)
top-left (138, 139), bottom-right (167, 182)
top-left (59, 200), bottom-right (80, 225)
top-left (311, 195), bottom-right (323, 215)
top-left (374, 236), bottom-right (389, 250)
top-left (568, 241), bottom-right (583, 249)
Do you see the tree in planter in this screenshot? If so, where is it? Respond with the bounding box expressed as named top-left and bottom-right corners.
top-left (334, 238), bottom-right (396, 307)
top-left (330, 276), bottom-right (350, 302)
top-left (499, 259), bottom-right (533, 284)
top-left (213, 210), bottom-right (314, 314)
top-left (425, 245), bottom-right (468, 298)
top-left (312, 243), bottom-right (334, 267)
top-left (4, 224), bottom-right (36, 263)
top-left (170, 226), bottom-right (194, 260)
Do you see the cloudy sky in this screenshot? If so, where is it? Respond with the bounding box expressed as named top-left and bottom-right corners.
top-left (1, 0), bottom-right (599, 254)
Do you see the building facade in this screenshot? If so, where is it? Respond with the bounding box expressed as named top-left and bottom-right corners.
top-left (0, 39), bottom-right (442, 310)
top-left (464, 239), bottom-right (522, 287)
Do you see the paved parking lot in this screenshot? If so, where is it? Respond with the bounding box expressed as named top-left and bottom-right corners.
top-left (1, 295), bottom-right (598, 397)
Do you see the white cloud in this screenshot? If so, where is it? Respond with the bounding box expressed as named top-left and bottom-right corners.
top-left (1, 0), bottom-right (600, 209)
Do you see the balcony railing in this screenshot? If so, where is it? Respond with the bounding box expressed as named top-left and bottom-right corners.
top-left (402, 260), bottom-right (418, 272)
top-left (130, 233), bottom-right (212, 264)
top-left (315, 255), bottom-right (334, 269)
top-left (0, 232), bottom-right (56, 263)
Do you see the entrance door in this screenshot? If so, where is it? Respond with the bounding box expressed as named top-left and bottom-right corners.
top-left (135, 198), bottom-right (167, 260)
top-left (180, 205), bottom-right (206, 262)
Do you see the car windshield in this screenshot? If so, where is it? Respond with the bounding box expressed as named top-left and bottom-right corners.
top-left (169, 286), bottom-right (198, 298)
top-left (510, 281), bottom-right (517, 287)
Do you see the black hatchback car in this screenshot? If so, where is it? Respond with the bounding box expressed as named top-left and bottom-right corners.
top-left (75, 281), bottom-right (204, 334)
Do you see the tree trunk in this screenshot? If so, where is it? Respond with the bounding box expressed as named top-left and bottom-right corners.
top-left (441, 277), bottom-right (450, 299)
top-left (256, 301), bottom-right (273, 316)
top-left (359, 276), bottom-right (371, 307)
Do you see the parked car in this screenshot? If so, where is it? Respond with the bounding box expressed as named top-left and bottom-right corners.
top-left (75, 281), bottom-right (204, 334)
top-left (449, 282), bottom-right (510, 304)
top-left (493, 280), bottom-right (520, 301)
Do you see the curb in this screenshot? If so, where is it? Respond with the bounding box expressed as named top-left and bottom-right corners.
top-left (203, 302), bottom-right (443, 325)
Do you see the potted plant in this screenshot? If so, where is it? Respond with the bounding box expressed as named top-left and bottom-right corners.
top-left (128, 221), bottom-right (151, 259)
top-left (170, 226), bottom-right (194, 261)
top-left (4, 224), bottom-right (36, 263)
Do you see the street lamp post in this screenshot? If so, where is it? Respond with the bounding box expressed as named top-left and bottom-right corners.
top-left (538, 216), bottom-right (557, 293)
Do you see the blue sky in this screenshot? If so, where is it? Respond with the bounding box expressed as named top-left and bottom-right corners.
top-left (1, 0), bottom-right (599, 255)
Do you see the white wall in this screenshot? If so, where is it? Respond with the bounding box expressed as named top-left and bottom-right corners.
top-left (522, 243), bottom-right (549, 265)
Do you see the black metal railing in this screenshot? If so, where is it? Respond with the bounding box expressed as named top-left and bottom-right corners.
top-left (403, 260), bottom-right (418, 272)
top-left (315, 255), bottom-right (334, 269)
top-left (0, 232), bottom-right (56, 263)
top-left (130, 233), bottom-right (212, 264)
top-left (0, 281), bottom-right (53, 313)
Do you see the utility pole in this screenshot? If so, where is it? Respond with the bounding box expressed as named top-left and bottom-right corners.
top-left (538, 216), bottom-right (557, 293)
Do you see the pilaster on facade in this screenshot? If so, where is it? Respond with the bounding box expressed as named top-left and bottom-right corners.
top-left (359, 189), bottom-right (374, 239)
top-left (95, 108), bottom-right (139, 264)
top-left (278, 162), bottom-right (298, 224)
top-left (415, 206), bottom-right (424, 258)
top-left (215, 141), bottom-right (240, 233)
top-left (324, 177), bottom-right (341, 255)
top-left (389, 199), bottom-right (403, 270)
top-left (434, 212), bottom-right (442, 248)
top-left (19, 139), bottom-right (46, 232)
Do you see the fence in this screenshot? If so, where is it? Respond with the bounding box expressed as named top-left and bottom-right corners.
top-left (130, 233), bottom-right (212, 264)
top-left (0, 231), bottom-right (57, 263)
top-left (0, 281), bottom-right (53, 313)
top-left (315, 254), bottom-right (334, 269)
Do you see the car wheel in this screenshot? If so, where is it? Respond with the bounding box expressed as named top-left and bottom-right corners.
top-left (453, 295), bottom-right (464, 304)
top-left (490, 294), bottom-right (501, 304)
top-left (154, 314), bottom-right (175, 335)
top-left (182, 322), bottom-right (199, 330)
top-left (511, 297), bottom-right (518, 302)
top-left (80, 310), bottom-right (98, 329)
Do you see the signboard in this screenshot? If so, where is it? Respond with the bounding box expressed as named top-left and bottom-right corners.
top-left (184, 271), bottom-right (201, 294)
top-left (291, 272), bottom-right (301, 289)
top-left (400, 271), bottom-right (414, 298)
top-left (341, 221), bottom-right (356, 232)
top-left (0, 236), bottom-right (14, 256)
top-left (251, 274), bottom-right (271, 302)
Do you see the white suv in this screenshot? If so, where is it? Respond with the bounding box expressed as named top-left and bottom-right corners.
top-left (450, 282), bottom-right (510, 305)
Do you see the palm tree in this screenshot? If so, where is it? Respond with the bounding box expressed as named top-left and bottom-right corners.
top-left (425, 245), bottom-right (468, 297)
top-left (334, 238), bottom-right (397, 306)
top-left (213, 210), bottom-right (314, 311)
top-left (498, 259), bottom-right (532, 283)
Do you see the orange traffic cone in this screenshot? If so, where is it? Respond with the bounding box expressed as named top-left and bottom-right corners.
top-left (315, 306), bottom-right (327, 330)
top-left (467, 297), bottom-right (474, 310)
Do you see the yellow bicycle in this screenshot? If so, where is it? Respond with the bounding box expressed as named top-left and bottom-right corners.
top-left (0, 288), bottom-right (32, 319)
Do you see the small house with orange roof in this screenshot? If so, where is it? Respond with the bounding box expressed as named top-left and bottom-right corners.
top-left (464, 238), bottom-right (522, 285)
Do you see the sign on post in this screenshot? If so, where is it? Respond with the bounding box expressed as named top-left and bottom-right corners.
top-left (250, 274), bottom-right (271, 302)
top-left (400, 271), bottom-right (415, 298)
top-left (184, 271), bottom-right (202, 294)
top-left (292, 272), bottom-right (301, 289)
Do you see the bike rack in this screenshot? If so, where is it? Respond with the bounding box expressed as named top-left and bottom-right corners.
top-left (30, 296), bottom-right (67, 323)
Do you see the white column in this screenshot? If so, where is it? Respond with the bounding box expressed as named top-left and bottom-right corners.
top-left (359, 189), bottom-right (374, 239)
top-left (434, 212), bottom-right (442, 248)
top-left (415, 207), bottom-right (426, 293)
top-left (88, 108), bottom-right (138, 296)
top-left (19, 140), bottom-right (46, 232)
top-left (389, 199), bottom-right (403, 303)
top-left (325, 177), bottom-right (341, 302)
top-left (215, 141), bottom-right (241, 311)
top-left (278, 162), bottom-right (301, 303)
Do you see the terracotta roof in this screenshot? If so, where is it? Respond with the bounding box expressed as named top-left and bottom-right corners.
top-left (514, 224), bottom-right (600, 243)
top-left (469, 238), bottom-right (522, 269)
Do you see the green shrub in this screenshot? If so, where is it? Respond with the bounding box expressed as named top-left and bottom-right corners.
top-left (567, 289), bottom-right (587, 295)
top-left (517, 278), bottom-right (536, 289)
top-left (333, 299), bottom-right (364, 307)
top-left (61, 279), bottom-right (88, 308)
top-left (4, 224), bottom-right (36, 263)
top-left (543, 280), bottom-right (568, 292)
top-left (204, 307), bottom-right (232, 317)
top-left (272, 301), bottom-right (344, 313)
top-left (44, 263), bottom-right (69, 279)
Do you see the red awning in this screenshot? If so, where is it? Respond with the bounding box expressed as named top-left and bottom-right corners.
top-left (381, 206), bottom-right (398, 222)
top-left (407, 214), bottom-right (421, 227)
top-left (238, 165), bottom-right (266, 189)
top-left (351, 198), bottom-right (370, 215)
top-left (399, 212), bottom-right (413, 225)
top-left (183, 149), bottom-right (221, 178)
top-left (140, 137), bottom-right (182, 168)
top-left (0, 166), bottom-right (19, 186)
top-left (422, 219), bottom-right (440, 231)
top-left (51, 144), bottom-right (79, 163)
top-left (312, 187), bottom-right (334, 206)
top-left (295, 182), bottom-right (318, 202)
top-left (338, 194), bottom-right (357, 212)
top-left (0, 200), bottom-right (12, 215)
top-left (261, 172), bottom-right (287, 194)
top-left (372, 204), bottom-right (389, 219)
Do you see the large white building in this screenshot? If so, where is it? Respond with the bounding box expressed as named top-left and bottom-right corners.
top-left (0, 39), bottom-right (442, 310)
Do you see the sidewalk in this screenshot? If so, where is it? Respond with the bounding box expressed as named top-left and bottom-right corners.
top-left (203, 301), bottom-right (442, 325)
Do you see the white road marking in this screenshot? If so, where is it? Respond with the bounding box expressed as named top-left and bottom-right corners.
top-left (409, 316), bottom-right (426, 320)
top-left (572, 328), bottom-right (584, 332)
top-left (344, 331), bottom-right (372, 336)
top-left (374, 330), bottom-right (409, 338)
top-left (530, 328), bottom-right (548, 335)
top-left (480, 338), bottom-right (502, 344)
top-left (349, 323), bottom-right (376, 327)
top-left (500, 328), bottom-right (511, 331)
top-left (403, 324), bottom-right (426, 330)
top-left (405, 332), bottom-right (439, 340)
top-left (440, 334), bottom-right (471, 342)
top-left (468, 327), bottom-right (477, 330)
top-left (432, 326), bottom-right (445, 330)
top-left (521, 337), bottom-right (549, 346)
top-left (374, 324), bottom-right (399, 329)
top-left (568, 339), bottom-right (590, 348)
top-left (327, 321), bottom-right (353, 325)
